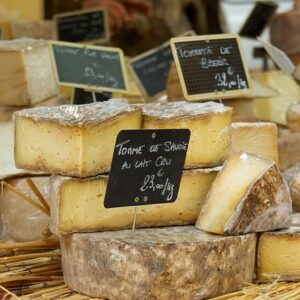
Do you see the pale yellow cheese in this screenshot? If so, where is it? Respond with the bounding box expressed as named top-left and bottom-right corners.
top-left (14, 100), bottom-right (142, 177)
top-left (0, 39), bottom-right (59, 106)
top-left (196, 151), bottom-right (292, 235)
top-left (0, 176), bottom-right (50, 242)
top-left (143, 101), bottom-right (232, 168)
top-left (224, 71), bottom-right (300, 125)
top-left (231, 122), bottom-right (278, 163)
top-left (258, 214), bottom-right (300, 282)
top-left (50, 168), bottom-right (219, 235)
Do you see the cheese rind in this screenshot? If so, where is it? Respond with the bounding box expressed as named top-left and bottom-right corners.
top-left (196, 152), bottom-right (292, 235)
top-left (50, 168), bottom-right (219, 235)
top-left (231, 122), bottom-right (278, 163)
top-left (14, 100), bottom-right (142, 177)
top-left (225, 71), bottom-right (300, 125)
top-left (0, 39), bottom-right (59, 106)
top-left (143, 101), bottom-right (232, 168)
top-left (61, 226), bottom-right (256, 300)
top-left (258, 214), bottom-right (300, 282)
top-left (0, 176), bottom-right (50, 242)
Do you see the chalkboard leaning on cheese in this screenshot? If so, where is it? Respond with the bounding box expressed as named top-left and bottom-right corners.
top-left (270, 0), bottom-right (300, 65)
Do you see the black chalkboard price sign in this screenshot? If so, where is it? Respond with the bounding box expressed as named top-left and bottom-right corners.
top-left (104, 129), bottom-right (190, 208)
top-left (72, 88), bottom-right (112, 104)
top-left (239, 1), bottom-right (278, 38)
top-left (170, 34), bottom-right (251, 101)
top-left (54, 8), bottom-right (109, 43)
top-left (128, 42), bottom-right (173, 98)
top-left (49, 41), bottom-right (128, 93)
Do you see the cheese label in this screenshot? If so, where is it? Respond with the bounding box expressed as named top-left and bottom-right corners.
top-left (239, 1), bottom-right (278, 38)
top-left (50, 41), bottom-right (128, 93)
top-left (72, 88), bottom-right (111, 104)
top-left (170, 34), bottom-right (251, 101)
top-left (104, 129), bottom-right (190, 208)
top-left (54, 8), bottom-right (109, 43)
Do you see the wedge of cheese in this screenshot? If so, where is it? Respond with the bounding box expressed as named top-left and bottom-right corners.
top-left (15, 100), bottom-right (142, 177)
top-left (231, 122), bottom-right (278, 163)
top-left (225, 71), bottom-right (300, 125)
top-left (258, 214), bottom-right (300, 282)
top-left (50, 168), bottom-right (219, 235)
top-left (143, 101), bottom-right (232, 168)
top-left (0, 176), bottom-right (50, 242)
top-left (196, 152), bottom-right (292, 235)
top-left (0, 38), bottom-right (59, 106)
top-left (61, 226), bottom-right (256, 300)
top-left (287, 103), bottom-right (300, 132)
top-left (0, 95), bottom-right (69, 123)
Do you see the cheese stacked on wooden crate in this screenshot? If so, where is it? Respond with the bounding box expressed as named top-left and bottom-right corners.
top-left (0, 38), bottom-right (69, 122)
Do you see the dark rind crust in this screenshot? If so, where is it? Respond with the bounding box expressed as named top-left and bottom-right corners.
top-left (61, 227), bottom-right (256, 300)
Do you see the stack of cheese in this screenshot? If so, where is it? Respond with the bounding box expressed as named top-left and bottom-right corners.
top-left (0, 38), bottom-right (69, 123)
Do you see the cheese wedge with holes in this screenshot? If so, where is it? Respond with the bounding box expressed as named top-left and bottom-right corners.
top-left (231, 122), bottom-right (278, 163)
top-left (0, 39), bottom-right (59, 106)
top-left (258, 214), bottom-right (300, 282)
top-left (61, 226), bottom-right (256, 300)
top-left (143, 101), bottom-right (232, 168)
top-left (0, 176), bottom-right (50, 242)
top-left (225, 71), bottom-right (300, 125)
top-left (196, 152), bottom-right (292, 235)
top-left (14, 100), bottom-right (142, 177)
top-left (50, 168), bottom-right (219, 235)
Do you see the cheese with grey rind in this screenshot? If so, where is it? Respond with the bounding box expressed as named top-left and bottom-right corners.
top-left (196, 151), bottom-right (292, 235)
top-left (258, 214), bottom-right (300, 282)
top-left (14, 100), bottom-right (142, 177)
top-left (143, 101), bottom-right (232, 168)
top-left (50, 168), bottom-right (219, 235)
top-left (61, 226), bottom-right (256, 300)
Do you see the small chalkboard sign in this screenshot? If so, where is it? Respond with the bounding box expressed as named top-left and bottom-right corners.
top-left (128, 42), bottom-right (173, 98)
top-left (170, 34), bottom-right (251, 101)
top-left (239, 1), bottom-right (278, 38)
top-left (50, 41), bottom-right (128, 93)
top-left (72, 88), bottom-right (112, 104)
top-left (104, 129), bottom-right (190, 208)
top-left (54, 8), bottom-right (109, 43)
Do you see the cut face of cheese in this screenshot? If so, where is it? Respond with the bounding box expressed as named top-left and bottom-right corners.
top-left (231, 122), bottom-right (278, 163)
top-left (0, 176), bottom-right (50, 242)
top-left (50, 168), bottom-right (219, 235)
top-left (196, 152), bottom-right (292, 235)
top-left (258, 214), bottom-right (300, 282)
top-left (61, 226), bottom-right (256, 300)
top-left (143, 101), bottom-right (232, 168)
top-left (224, 71), bottom-right (300, 125)
top-left (0, 38), bottom-right (59, 106)
top-left (14, 100), bottom-right (142, 177)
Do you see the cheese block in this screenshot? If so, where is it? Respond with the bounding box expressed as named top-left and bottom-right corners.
top-left (0, 95), bottom-right (69, 123)
top-left (0, 176), bottom-right (50, 242)
top-left (287, 103), bottom-right (300, 132)
top-left (14, 100), bottom-right (142, 177)
top-left (224, 71), bottom-right (300, 125)
top-left (61, 226), bottom-right (256, 300)
top-left (258, 214), bottom-right (300, 282)
top-left (231, 122), bottom-right (278, 163)
top-left (50, 168), bottom-right (219, 235)
top-left (196, 152), bottom-right (292, 235)
top-left (143, 101), bottom-right (232, 168)
top-left (0, 38), bottom-right (59, 106)
top-left (278, 130), bottom-right (300, 171)
top-left (11, 20), bottom-right (54, 40)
